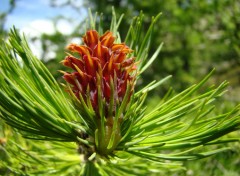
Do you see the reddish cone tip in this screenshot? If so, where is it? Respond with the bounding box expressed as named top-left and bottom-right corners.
top-left (62, 30), bottom-right (136, 117)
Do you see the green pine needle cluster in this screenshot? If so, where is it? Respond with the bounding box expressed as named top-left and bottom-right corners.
top-left (1, 9), bottom-right (240, 175)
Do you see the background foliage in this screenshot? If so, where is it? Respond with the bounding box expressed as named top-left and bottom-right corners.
top-left (85, 0), bottom-right (240, 95)
top-left (1, 0), bottom-right (240, 175)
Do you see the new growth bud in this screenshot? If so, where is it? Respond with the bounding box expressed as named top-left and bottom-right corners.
top-left (62, 30), bottom-right (136, 155)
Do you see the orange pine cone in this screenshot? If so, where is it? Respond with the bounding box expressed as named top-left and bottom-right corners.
top-left (62, 30), bottom-right (136, 118)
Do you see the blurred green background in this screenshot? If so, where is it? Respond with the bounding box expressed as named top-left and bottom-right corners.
top-left (1, 0), bottom-right (240, 175)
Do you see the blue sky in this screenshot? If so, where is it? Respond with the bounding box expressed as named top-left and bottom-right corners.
top-left (0, 0), bottom-right (87, 59)
top-left (1, 0), bottom-right (86, 31)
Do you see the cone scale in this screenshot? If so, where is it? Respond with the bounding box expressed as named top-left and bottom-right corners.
top-left (62, 30), bottom-right (136, 156)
